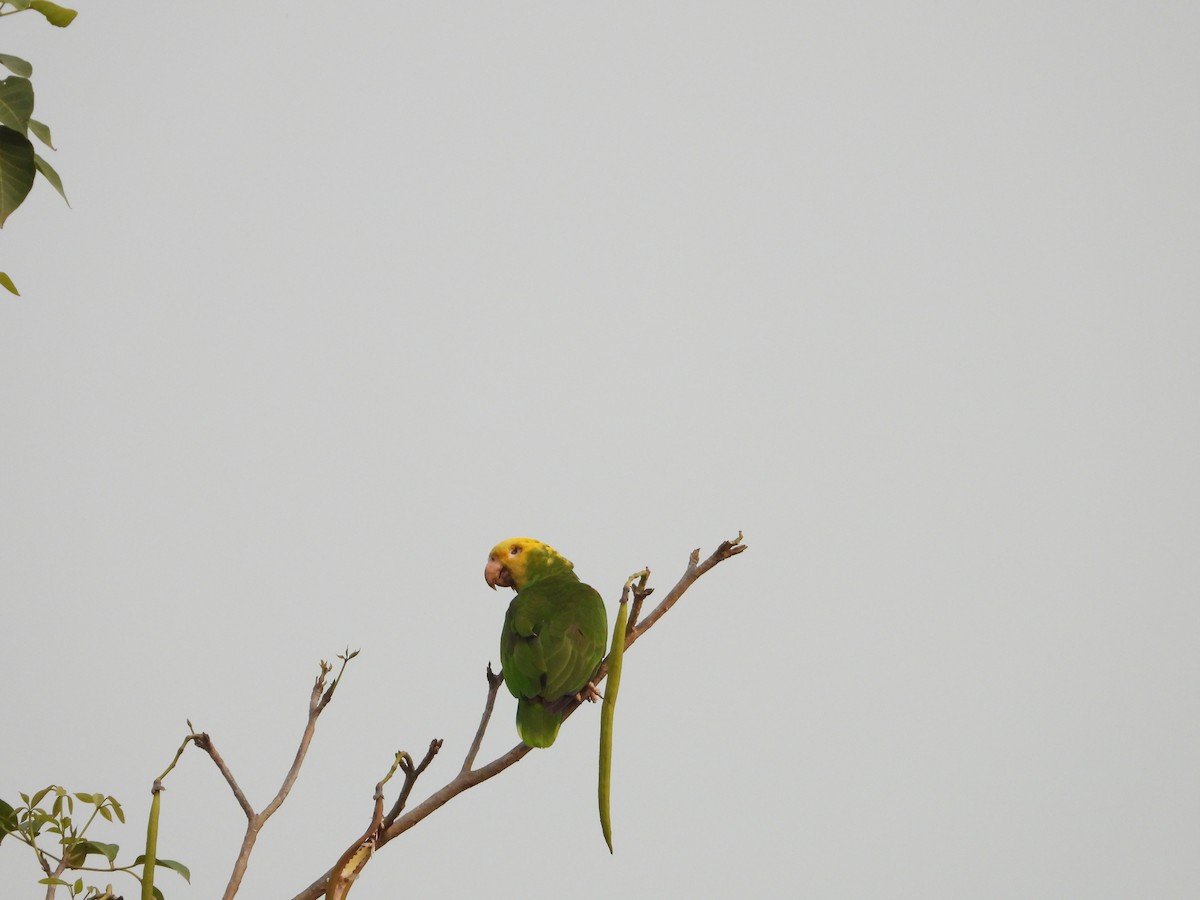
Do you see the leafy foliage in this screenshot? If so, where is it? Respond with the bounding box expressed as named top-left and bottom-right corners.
top-left (1, 785), bottom-right (189, 899)
top-left (0, 0), bottom-right (77, 294)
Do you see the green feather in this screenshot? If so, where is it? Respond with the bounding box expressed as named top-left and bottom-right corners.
top-left (516, 698), bottom-right (564, 748)
top-left (499, 552), bottom-right (607, 749)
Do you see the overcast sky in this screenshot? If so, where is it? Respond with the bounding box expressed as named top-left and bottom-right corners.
top-left (2, 3), bottom-right (1198, 898)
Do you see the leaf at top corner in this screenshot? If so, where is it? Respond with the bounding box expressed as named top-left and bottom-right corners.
top-left (0, 55), bottom-right (32, 78)
top-left (33, 152), bottom-right (67, 205)
top-left (0, 126), bottom-right (35, 225)
top-left (29, 1), bottom-right (77, 27)
top-left (0, 76), bottom-right (34, 134)
top-left (28, 118), bottom-right (53, 148)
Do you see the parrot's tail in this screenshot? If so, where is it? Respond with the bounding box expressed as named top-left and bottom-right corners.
top-left (516, 698), bottom-right (563, 748)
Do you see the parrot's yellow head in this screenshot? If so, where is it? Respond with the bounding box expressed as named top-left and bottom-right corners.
top-left (484, 537), bottom-right (574, 592)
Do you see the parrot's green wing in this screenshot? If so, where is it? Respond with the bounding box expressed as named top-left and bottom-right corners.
top-left (500, 572), bottom-right (607, 748)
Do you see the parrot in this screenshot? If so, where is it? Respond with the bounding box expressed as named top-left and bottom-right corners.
top-left (485, 537), bottom-right (608, 749)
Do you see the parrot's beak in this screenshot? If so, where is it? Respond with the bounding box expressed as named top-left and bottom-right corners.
top-left (484, 558), bottom-right (513, 590)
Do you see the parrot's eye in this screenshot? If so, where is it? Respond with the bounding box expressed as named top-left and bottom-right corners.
top-left (509, 546), bottom-right (521, 556)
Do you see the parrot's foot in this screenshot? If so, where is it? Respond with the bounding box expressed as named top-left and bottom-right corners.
top-left (576, 681), bottom-right (603, 704)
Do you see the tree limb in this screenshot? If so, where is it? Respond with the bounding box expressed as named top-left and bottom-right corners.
top-left (289, 533), bottom-right (746, 900)
top-left (459, 664), bottom-right (504, 776)
top-left (192, 651), bottom-right (355, 900)
top-left (381, 739), bottom-right (443, 833)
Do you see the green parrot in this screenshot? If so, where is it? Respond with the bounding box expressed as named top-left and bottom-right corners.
top-left (485, 537), bottom-right (608, 749)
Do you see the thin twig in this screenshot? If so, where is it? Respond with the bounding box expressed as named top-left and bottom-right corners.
top-left (460, 664), bottom-right (505, 775)
top-left (381, 740), bottom-right (443, 832)
top-left (289, 534), bottom-right (747, 900)
top-left (625, 569), bottom-right (653, 634)
top-left (193, 732), bottom-right (254, 819)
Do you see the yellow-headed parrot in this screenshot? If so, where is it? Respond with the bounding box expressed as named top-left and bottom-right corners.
top-left (485, 537), bottom-right (607, 749)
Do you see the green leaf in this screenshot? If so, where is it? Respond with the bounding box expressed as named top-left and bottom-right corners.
top-left (134, 855), bottom-right (191, 883)
top-left (73, 792), bottom-right (98, 806)
top-left (0, 125), bottom-right (34, 225)
top-left (152, 887), bottom-right (165, 900)
top-left (79, 840), bottom-right (120, 863)
top-left (29, 0), bottom-right (76, 27)
top-left (62, 839), bottom-right (88, 867)
top-left (109, 798), bottom-right (125, 824)
top-left (0, 797), bottom-right (17, 837)
top-left (33, 152), bottom-right (66, 204)
top-left (0, 54), bottom-right (32, 77)
top-left (0, 273), bottom-right (17, 295)
top-left (38, 878), bottom-right (70, 887)
top-left (0, 75), bottom-right (33, 133)
top-left (27, 116), bottom-right (52, 149)
top-left (29, 787), bottom-right (53, 809)
top-left (73, 877), bottom-right (83, 893)
top-left (97, 805), bottom-right (112, 821)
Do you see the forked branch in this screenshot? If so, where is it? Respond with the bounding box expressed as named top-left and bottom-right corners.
top-left (195, 649), bottom-right (357, 900)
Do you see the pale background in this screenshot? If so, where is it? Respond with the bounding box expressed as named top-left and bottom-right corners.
top-left (2, 3), bottom-right (1198, 898)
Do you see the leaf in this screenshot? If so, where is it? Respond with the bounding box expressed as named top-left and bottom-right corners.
top-left (0, 76), bottom-right (33, 133)
top-left (0, 273), bottom-right (17, 295)
top-left (62, 838), bottom-right (89, 867)
top-left (152, 887), bottom-right (165, 900)
top-left (33, 152), bottom-right (66, 204)
top-left (0, 797), bottom-right (17, 838)
top-left (0, 126), bottom-right (35, 225)
top-left (28, 118), bottom-right (54, 148)
top-left (98, 805), bottom-right (112, 821)
top-left (79, 840), bottom-right (120, 863)
top-left (0, 54), bottom-right (32, 77)
top-left (29, 786), bottom-right (52, 809)
top-left (38, 878), bottom-right (70, 887)
top-left (134, 855), bottom-right (191, 883)
top-left (74, 792), bottom-right (99, 806)
top-left (109, 798), bottom-right (125, 824)
top-left (29, 0), bottom-right (77, 27)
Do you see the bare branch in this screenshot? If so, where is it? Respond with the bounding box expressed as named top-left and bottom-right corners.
top-left (460, 664), bottom-right (505, 775)
top-left (193, 733), bottom-right (254, 820)
top-left (189, 654), bottom-right (355, 900)
top-left (625, 569), bottom-right (654, 634)
top-left (381, 739), bottom-right (443, 832)
top-left (628, 531), bottom-right (745, 647)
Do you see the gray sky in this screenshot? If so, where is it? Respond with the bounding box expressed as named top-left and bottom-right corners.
top-left (2, 2), bottom-right (1198, 897)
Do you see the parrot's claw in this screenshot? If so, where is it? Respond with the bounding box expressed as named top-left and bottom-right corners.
top-left (576, 681), bottom-right (603, 704)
